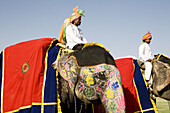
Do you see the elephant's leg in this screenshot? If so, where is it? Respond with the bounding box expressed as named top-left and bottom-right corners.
top-left (59, 75), bottom-right (93, 113)
top-left (58, 75), bottom-right (75, 113)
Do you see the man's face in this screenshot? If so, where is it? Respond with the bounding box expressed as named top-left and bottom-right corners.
top-left (74, 18), bottom-right (82, 26)
top-left (145, 38), bottom-right (152, 44)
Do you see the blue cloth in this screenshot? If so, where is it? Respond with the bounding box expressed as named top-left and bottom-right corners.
top-left (133, 60), bottom-right (157, 113)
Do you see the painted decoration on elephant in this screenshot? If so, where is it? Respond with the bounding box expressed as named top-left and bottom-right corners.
top-left (61, 57), bottom-right (125, 113)
top-left (61, 57), bottom-right (79, 91)
top-left (78, 64), bottom-right (125, 113)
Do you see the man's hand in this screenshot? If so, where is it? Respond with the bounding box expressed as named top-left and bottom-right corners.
top-left (146, 59), bottom-right (152, 62)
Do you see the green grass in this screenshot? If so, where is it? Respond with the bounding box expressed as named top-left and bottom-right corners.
top-left (156, 97), bottom-right (170, 113)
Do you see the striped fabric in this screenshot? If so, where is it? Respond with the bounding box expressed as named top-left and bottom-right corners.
top-left (142, 31), bottom-right (152, 40)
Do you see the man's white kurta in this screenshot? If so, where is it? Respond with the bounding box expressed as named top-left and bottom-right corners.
top-left (66, 24), bottom-right (87, 49)
top-left (139, 43), bottom-right (152, 62)
top-left (139, 43), bottom-right (152, 80)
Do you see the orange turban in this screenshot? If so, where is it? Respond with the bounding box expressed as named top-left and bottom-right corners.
top-left (70, 6), bottom-right (85, 22)
top-left (142, 31), bottom-right (152, 40)
top-left (58, 6), bottom-right (85, 43)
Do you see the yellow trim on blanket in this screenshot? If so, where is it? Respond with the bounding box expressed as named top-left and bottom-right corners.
top-left (33, 102), bottom-right (57, 105)
top-left (6, 105), bottom-right (32, 113)
top-left (1, 50), bottom-right (5, 113)
top-left (150, 99), bottom-right (158, 113)
top-left (56, 48), bottom-right (62, 113)
top-left (140, 71), bottom-right (158, 113)
top-left (133, 60), bottom-right (143, 112)
top-left (134, 108), bottom-right (155, 113)
top-left (133, 60), bottom-right (158, 113)
top-left (156, 54), bottom-right (170, 60)
top-left (41, 39), bottom-right (56, 113)
top-left (5, 102), bottom-right (57, 113)
top-left (82, 42), bottom-right (110, 52)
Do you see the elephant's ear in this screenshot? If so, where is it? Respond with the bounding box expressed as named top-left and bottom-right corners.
top-left (153, 60), bottom-right (170, 91)
top-left (58, 56), bottom-right (80, 92)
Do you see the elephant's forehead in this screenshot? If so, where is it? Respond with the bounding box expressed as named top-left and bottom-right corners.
top-left (81, 64), bottom-right (115, 71)
top-left (80, 64), bottom-right (119, 77)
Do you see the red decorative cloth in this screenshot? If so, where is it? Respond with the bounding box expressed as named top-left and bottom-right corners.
top-left (2, 38), bottom-right (53, 112)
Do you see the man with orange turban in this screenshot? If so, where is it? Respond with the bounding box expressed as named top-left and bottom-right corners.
top-left (65, 6), bottom-right (87, 49)
top-left (139, 31), bottom-right (153, 85)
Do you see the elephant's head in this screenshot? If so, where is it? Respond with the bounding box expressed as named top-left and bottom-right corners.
top-left (152, 60), bottom-right (170, 100)
top-left (54, 45), bottom-right (126, 113)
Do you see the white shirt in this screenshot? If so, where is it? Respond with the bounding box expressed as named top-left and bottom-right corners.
top-left (139, 43), bottom-right (152, 62)
top-left (66, 24), bottom-right (87, 49)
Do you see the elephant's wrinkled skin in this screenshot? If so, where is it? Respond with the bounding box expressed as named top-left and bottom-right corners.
top-left (152, 60), bottom-right (170, 100)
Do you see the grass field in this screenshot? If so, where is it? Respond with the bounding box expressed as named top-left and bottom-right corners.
top-left (156, 97), bottom-right (170, 113)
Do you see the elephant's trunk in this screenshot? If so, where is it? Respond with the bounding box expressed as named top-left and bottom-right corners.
top-left (99, 66), bottom-right (126, 113)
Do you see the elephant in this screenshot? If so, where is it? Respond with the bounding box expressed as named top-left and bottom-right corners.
top-left (0, 38), bottom-right (125, 113)
top-left (138, 54), bottom-right (170, 101)
top-left (53, 44), bottom-right (126, 113)
top-left (152, 54), bottom-right (170, 100)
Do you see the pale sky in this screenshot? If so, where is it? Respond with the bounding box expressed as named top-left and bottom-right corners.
top-left (0, 0), bottom-right (170, 59)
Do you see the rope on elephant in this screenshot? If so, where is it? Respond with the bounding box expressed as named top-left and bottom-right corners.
top-left (82, 42), bottom-right (110, 52)
top-left (56, 43), bottom-right (74, 53)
